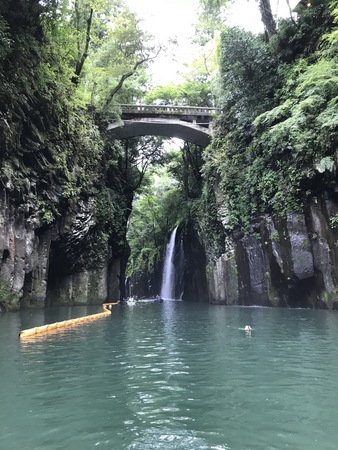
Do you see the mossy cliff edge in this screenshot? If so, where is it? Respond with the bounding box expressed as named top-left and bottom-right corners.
top-left (195, 0), bottom-right (338, 308)
top-left (0, 1), bottom-right (132, 310)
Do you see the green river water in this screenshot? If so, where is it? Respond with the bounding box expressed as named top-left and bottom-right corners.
top-left (1, 301), bottom-right (338, 449)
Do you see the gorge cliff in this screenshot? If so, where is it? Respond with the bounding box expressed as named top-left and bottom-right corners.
top-left (1, 0), bottom-right (338, 311)
top-left (205, 195), bottom-right (338, 308)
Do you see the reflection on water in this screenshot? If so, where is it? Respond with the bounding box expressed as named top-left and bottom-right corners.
top-left (1, 303), bottom-right (338, 449)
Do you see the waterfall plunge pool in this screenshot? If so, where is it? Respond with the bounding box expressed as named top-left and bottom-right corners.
top-left (1, 302), bottom-right (338, 449)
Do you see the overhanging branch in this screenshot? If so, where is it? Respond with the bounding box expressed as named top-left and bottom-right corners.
top-left (104, 47), bottom-right (162, 109)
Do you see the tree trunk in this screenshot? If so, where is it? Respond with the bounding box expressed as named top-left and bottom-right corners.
top-left (258, 0), bottom-right (276, 39)
top-left (72, 7), bottom-right (93, 84)
top-left (285, 0), bottom-right (297, 25)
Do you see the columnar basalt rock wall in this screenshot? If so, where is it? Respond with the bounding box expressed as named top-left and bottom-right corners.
top-left (181, 222), bottom-right (209, 302)
top-left (0, 187), bottom-right (117, 310)
top-left (207, 197), bottom-right (338, 309)
top-left (0, 188), bottom-right (50, 310)
top-left (46, 267), bottom-right (109, 306)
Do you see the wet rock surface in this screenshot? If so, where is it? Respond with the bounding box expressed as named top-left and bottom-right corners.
top-left (0, 187), bottom-right (118, 310)
top-left (207, 197), bottom-right (338, 308)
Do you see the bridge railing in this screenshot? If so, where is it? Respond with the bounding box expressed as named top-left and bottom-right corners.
top-left (120, 104), bottom-right (220, 116)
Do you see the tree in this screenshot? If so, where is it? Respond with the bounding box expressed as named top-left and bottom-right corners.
top-left (258, 0), bottom-right (276, 39)
top-left (72, 1), bottom-right (93, 83)
top-left (81, 5), bottom-right (161, 109)
top-left (196, 0), bottom-right (229, 42)
top-left (144, 80), bottom-right (212, 106)
top-left (126, 165), bottom-right (183, 293)
top-left (65, 0), bottom-right (125, 84)
top-left (196, 0), bottom-right (277, 42)
top-left (219, 27), bottom-right (279, 119)
top-left (271, 0), bottom-right (335, 62)
top-left (167, 144), bottom-right (204, 201)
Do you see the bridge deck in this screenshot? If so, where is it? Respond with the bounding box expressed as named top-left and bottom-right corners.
top-left (120, 104), bottom-right (219, 117)
top-left (108, 104), bottom-right (217, 146)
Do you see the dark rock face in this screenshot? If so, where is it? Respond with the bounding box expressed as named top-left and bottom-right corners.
top-left (181, 222), bottom-right (209, 302)
top-left (129, 266), bottom-right (162, 299)
top-left (0, 189), bottom-right (50, 310)
top-left (0, 187), bottom-right (121, 310)
top-left (236, 235), bottom-right (270, 305)
top-left (207, 197), bottom-right (338, 308)
top-left (207, 253), bottom-right (238, 305)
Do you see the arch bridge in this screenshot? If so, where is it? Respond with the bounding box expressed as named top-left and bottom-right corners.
top-left (107, 104), bottom-right (220, 147)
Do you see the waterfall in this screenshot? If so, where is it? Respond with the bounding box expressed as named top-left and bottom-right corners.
top-left (160, 226), bottom-right (178, 300)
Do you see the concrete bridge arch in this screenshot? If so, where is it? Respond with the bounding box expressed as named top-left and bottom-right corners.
top-left (107, 104), bottom-right (219, 147)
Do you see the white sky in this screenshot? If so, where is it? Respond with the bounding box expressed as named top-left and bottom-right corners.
top-left (125, 0), bottom-right (199, 85)
top-left (125, 0), bottom-right (298, 85)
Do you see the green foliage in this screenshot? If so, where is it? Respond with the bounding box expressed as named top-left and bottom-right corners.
top-left (1, 0), bottom-right (337, 289)
top-left (0, 281), bottom-right (20, 311)
top-left (0, 16), bottom-right (12, 60)
top-left (166, 143), bottom-right (204, 200)
top-left (127, 138), bottom-right (208, 282)
top-left (323, 1), bottom-right (338, 55)
top-left (219, 27), bottom-right (280, 119)
top-left (0, 1), bottom-right (44, 108)
top-left (83, 5), bottom-right (157, 108)
top-left (270, 0), bottom-right (334, 62)
top-left (144, 81), bottom-right (212, 107)
top-left (0, 0), bottom-right (142, 274)
top-left (94, 186), bottom-right (127, 247)
top-left (270, 230), bottom-right (279, 242)
top-left (35, 198), bottom-right (54, 225)
top-left (201, 2), bottom-right (338, 246)
top-left (127, 166), bottom-right (183, 279)
top-left (329, 212), bottom-right (338, 229)
top-left (198, 168), bottom-right (225, 260)
top-left (251, 57), bottom-right (338, 216)
top-left (195, 0), bottom-right (228, 43)
top-left (316, 156), bottom-right (335, 173)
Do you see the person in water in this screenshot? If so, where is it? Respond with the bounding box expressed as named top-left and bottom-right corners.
top-left (244, 325), bottom-right (252, 331)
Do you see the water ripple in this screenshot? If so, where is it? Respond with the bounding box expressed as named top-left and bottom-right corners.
top-left (1, 304), bottom-right (338, 449)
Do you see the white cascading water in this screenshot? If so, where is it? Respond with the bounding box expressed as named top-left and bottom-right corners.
top-left (160, 226), bottom-right (178, 300)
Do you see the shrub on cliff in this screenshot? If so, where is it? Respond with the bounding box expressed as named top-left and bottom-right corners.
top-left (203, 0), bottom-right (338, 235)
